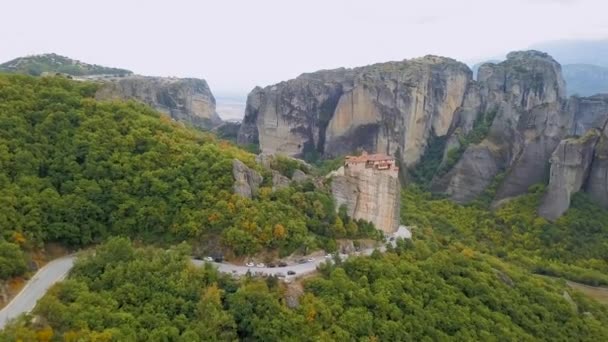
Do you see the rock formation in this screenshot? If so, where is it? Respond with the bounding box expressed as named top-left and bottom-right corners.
top-left (95, 76), bottom-right (223, 129)
top-left (435, 51), bottom-right (569, 203)
top-left (330, 153), bottom-right (400, 234)
top-left (240, 50), bottom-right (608, 220)
top-left (238, 56), bottom-right (472, 166)
top-left (585, 122), bottom-right (608, 207)
top-left (538, 130), bottom-right (601, 220)
top-left (232, 159), bottom-right (262, 199)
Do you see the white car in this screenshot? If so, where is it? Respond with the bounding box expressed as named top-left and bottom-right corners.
top-left (307, 257), bottom-right (314, 262)
top-left (256, 263), bottom-right (265, 268)
top-left (324, 254), bottom-right (332, 259)
top-left (245, 262), bottom-right (255, 267)
top-left (204, 257), bottom-right (214, 262)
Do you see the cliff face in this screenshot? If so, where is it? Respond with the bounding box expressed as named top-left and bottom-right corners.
top-left (331, 165), bottom-right (400, 234)
top-left (241, 50), bottom-right (608, 220)
top-left (585, 122), bottom-right (608, 207)
top-left (538, 131), bottom-right (600, 220)
top-left (238, 56), bottom-right (472, 166)
top-left (96, 76), bottom-right (223, 129)
top-left (435, 51), bottom-right (569, 203)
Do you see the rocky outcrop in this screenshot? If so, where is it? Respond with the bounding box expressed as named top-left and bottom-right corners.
top-left (538, 131), bottom-right (601, 221)
top-left (238, 56), bottom-right (472, 166)
top-left (586, 122), bottom-right (608, 207)
top-left (435, 51), bottom-right (569, 203)
top-left (331, 164), bottom-right (400, 234)
top-left (241, 50), bottom-right (608, 219)
top-left (232, 159), bottom-right (262, 198)
top-left (271, 170), bottom-right (291, 191)
top-left (291, 169), bottom-right (309, 182)
top-left (96, 76), bottom-right (222, 129)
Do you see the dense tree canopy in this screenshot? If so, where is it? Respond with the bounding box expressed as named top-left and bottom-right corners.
top-left (0, 74), bottom-right (376, 278)
top-left (402, 185), bottom-right (608, 286)
top-left (3, 237), bottom-right (607, 341)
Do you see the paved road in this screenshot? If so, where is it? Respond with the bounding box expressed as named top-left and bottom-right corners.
top-left (0, 257), bottom-right (74, 330)
top-left (0, 227), bottom-right (411, 330)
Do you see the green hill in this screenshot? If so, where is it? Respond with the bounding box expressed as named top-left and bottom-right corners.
top-left (0, 73), bottom-right (376, 280)
top-left (0, 53), bottom-right (132, 76)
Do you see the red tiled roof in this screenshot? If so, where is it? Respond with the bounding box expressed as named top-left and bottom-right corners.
top-left (345, 152), bottom-right (394, 163)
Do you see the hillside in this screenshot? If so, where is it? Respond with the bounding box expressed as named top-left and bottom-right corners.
top-left (0, 74), bottom-right (379, 282)
top-left (0, 53), bottom-right (132, 76)
top-left (1, 67), bottom-right (608, 341)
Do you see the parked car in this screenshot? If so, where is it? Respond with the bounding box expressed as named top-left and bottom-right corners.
top-left (297, 259), bottom-right (307, 264)
top-left (256, 263), bottom-right (265, 268)
top-left (267, 263), bottom-right (276, 268)
top-left (204, 256), bottom-right (214, 262)
top-left (214, 257), bottom-right (223, 263)
top-left (307, 257), bottom-right (314, 262)
top-left (287, 270), bottom-right (296, 276)
top-left (278, 261), bottom-right (288, 267)
top-left (245, 262), bottom-right (255, 267)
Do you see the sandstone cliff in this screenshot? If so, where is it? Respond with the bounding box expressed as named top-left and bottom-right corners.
top-left (238, 56), bottom-right (472, 166)
top-left (95, 76), bottom-right (223, 129)
top-left (435, 51), bottom-right (569, 203)
top-left (538, 131), bottom-right (600, 221)
top-left (331, 165), bottom-right (400, 234)
top-left (240, 50), bottom-right (608, 220)
top-left (585, 122), bottom-right (608, 208)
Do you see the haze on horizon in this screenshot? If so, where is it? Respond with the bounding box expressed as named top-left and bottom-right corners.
top-left (2, 0), bottom-right (607, 97)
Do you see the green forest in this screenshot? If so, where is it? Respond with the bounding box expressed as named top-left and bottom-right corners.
top-left (0, 54), bottom-right (132, 77)
top-left (403, 185), bottom-right (608, 286)
top-left (1, 73), bottom-right (608, 341)
top-left (2, 237), bottom-right (607, 341)
top-left (0, 74), bottom-right (377, 282)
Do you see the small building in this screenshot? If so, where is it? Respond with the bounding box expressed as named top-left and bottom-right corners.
top-left (344, 151), bottom-right (398, 172)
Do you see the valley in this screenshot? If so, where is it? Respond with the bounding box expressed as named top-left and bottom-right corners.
top-left (1, 46), bottom-right (608, 340)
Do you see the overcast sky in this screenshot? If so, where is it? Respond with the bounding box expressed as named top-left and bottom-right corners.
top-left (2, 0), bottom-right (607, 95)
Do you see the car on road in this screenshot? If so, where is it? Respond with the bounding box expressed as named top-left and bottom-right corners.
top-left (245, 262), bottom-right (254, 267)
top-left (297, 259), bottom-right (307, 264)
top-left (267, 263), bottom-right (276, 268)
top-left (287, 270), bottom-right (296, 275)
top-left (214, 257), bottom-right (223, 263)
top-left (307, 257), bottom-right (314, 262)
top-left (204, 256), bottom-right (214, 262)
top-left (256, 263), bottom-right (265, 268)
top-left (278, 262), bottom-right (287, 267)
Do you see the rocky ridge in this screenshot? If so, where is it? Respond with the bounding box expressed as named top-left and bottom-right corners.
top-left (239, 50), bottom-right (608, 220)
top-left (94, 76), bottom-right (223, 129)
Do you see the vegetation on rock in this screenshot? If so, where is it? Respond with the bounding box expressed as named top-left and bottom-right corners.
top-left (0, 53), bottom-right (132, 77)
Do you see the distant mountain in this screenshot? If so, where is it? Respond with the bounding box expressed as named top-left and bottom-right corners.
top-left (562, 64), bottom-right (608, 96)
top-left (530, 39), bottom-right (608, 67)
top-left (0, 53), bottom-right (132, 76)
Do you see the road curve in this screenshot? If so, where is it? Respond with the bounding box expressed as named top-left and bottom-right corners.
top-left (0, 227), bottom-right (411, 330)
top-left (0, 257), bottom-right (74, 330)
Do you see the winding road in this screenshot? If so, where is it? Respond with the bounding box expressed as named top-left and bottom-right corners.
top-left (0, 227), bottom-right (411, 330)
top-left (0, 257), bottom-right (74, 330)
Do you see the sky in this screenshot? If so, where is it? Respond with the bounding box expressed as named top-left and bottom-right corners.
top-left (2, 0), bottom-right (608, 96)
